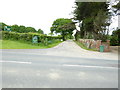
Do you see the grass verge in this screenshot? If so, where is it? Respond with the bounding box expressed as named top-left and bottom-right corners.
top-left (74, 40), bottom-right (97, 51)
top-left (0, 40), bottom-right (62, 49)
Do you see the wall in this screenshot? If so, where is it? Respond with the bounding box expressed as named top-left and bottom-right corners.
top-left (78, 39), bottom-right (110, 52)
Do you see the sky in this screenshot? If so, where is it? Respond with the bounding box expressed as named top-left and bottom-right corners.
top-left (0, 0), bottom-right (75, 34)
top-left (0, 0), bottom-right (118, 34)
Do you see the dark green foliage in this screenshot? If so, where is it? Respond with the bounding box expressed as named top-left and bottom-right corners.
top-left (25, 27), bottom-right (36, 33)
top-left (73, 2), bottom-right (110, 41)
top-left (18, 25), bottom-right (26, 33)
top-left (37, 29), bottom-right (44, 34)
top-left (112, 1), bottom-right (120, 10)
top-left (0, 22), bottom-right (7, 31)
top-left (74, 2), bottom-right (109, 21)
top-left (50, 18), bottom-right (76, 41)
top-left (1, 31), bottom-right (62, 45)
top-left (11, 25), bottom-right (37, 33)
top-left (1, 23), bottom-right (38, 33)
top-left (0, 22), bottom-right (47, 34)
top-left (110, 29), bottom-right (120, 46)
top-left (110, 36), bottom-right (119, 46)
top-left (11, 25), bottom-right (19, 32)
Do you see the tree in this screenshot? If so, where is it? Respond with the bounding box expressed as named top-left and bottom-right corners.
top-left (11, 25), bottom-right (26, 33)
top-left (37, 29), bottom-right (44, 34)
top-left (11, 25), bottom-right (19, 32)
top-left (110, 29), bottom-right (120, 46)
top-left (112, 1), bottom-right (120, 15)
top-left (73, 2), bottom-right (110, 40)
top-left (1, 23), bottom-right (38, 33)
top-left (58, 22), bottom-right (76, 39)
top-left (25, 27), bottom-right (36, 33)
top-left (18, 25), bottom-right (26, 33)
top-left (48, 33), bottom-right (54, 36)
top-left (11, 25), bottom-right (37, 33)
top-left (93, 10), bottom-right (110, 40)
top-left (112, 1), bottom-right (120, 11)
top-left (50, 18), bottom-right (76, 41)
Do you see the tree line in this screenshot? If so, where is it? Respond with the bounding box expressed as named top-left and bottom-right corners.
top-left (73, 1), bottom-right (120, 42)
top-left (74, 2), bottom-right (111, 41)
top-left (0, 22), bottom-right (44, 34)
top-left (1, 1), bottom-right (120, 44)
top-left (49, 1), bottom-right (119, 45)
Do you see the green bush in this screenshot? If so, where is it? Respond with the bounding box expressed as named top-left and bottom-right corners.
top-left (110, 36), bottom-right (119, 46)
top-left (1, 31), bottom-right (62, 45)
top-left (110, 29), bottom-right (120, 46)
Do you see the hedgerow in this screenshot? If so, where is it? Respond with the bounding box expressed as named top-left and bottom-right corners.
top-left (110, 29), bottom-right (120, 46)
top-left (1, 31), bottom-right (62, 45)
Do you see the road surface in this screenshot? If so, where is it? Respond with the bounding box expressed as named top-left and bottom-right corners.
top-left (0, 40), bottom-right (118, 88)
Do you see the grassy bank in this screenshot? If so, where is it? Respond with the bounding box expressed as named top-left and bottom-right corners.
top-left (0, 40), bottom-right (62, 49)
top-left (74, 40), bottom-right (97, 51)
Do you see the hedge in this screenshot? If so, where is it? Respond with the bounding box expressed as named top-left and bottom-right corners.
top-left (1, 31), bottom-right (62, 45)
top-left (110, 36), bottom-right (119, 46)
top-left (110, 29), bottom-right (120, 46)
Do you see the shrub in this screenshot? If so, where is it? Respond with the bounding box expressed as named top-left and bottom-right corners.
top-left (1, 31), bottom-right (62, 45)
top-left (110, 36), bottom-right (119, 46)
top-left (110, 29), bottom-right (120, 46)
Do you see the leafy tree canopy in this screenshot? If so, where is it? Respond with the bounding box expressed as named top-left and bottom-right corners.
top-left (73, 2), bottom-right (110, 41)
top-left (112, 1), bottom-right (120, 10)
top-left (37, 29), bottom-right (44, 34)
top-left (25, 27), bottom-right (36, 33)
top-left (50, 18), bottom-right (76, 41)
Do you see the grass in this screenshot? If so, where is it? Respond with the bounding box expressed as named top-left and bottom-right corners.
top-left (0, 40), bottom-right (62, 49)
top-left (74, 40), bottom-right (97, 51)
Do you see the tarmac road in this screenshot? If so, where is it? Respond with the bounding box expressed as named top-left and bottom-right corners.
top-left (0, 40), bottom-right (118, 88)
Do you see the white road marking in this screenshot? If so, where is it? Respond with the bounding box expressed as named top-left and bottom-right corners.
top-left (0, 60), bottom-right (32, 64)
top-left (63, 64), bottom-right (118, 69)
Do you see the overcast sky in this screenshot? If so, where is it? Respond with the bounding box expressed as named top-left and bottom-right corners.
top-left (0, 0), bottom-right (118, 34)
top-left (0, 0), bottom-right (75, 34)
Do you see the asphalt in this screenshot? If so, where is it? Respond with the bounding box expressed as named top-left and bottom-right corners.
top-left (0, 40), bottom-right (119, 88)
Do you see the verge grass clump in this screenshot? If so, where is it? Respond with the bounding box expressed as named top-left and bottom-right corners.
top-left (0, 31), bottom-right (63, 49)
